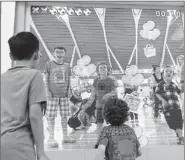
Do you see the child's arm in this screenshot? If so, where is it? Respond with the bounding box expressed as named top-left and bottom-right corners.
top-left (29, 103), bottom-right (46, 159)
top-left (29, 72), bottom-right (49, 160)
top-left (94, 126), bottom-right (108, 147)
top-left (43, 62), bottom-right (52, 97)
top-left (135, 134), bottom-right (142, 158)
top-left (155, 94), bottom-right (168, 106)
top-left (94, 127), bottom-right (108, 160)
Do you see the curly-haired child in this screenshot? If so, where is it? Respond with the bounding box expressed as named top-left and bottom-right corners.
top-left (94, 96), bottom-right (141, 160)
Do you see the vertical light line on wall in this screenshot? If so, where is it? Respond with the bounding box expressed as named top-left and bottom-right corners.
top-left (160, 10), bottom-right (178, 67)
top-left (94, 8), bottom-right (112, 67)
top-left (181, 10), bottom-right (184, 32)
top-left (70, 46), bottom-right (76, 67)
top-left (108, 46), bottom-right (124, 73)
top-left (54, 9), bottom-right (81, 59)
top-left (94, 8), bottom-right (124, 73)
top-left (165, 44), bottom-right (176, 66)
top-left (1, 2), bottom-right (15, 73)
top-left (24, 3), bottom-right (31, 31)
top-left (128, 45), bottom-right (136, 65)
top-left (131, 9), bottom-right (142, 66)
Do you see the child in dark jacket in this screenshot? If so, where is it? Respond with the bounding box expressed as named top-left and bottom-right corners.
top-left (155, 66), bottom-right (184, 145)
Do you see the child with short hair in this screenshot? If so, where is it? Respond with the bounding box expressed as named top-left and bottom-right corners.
top-left (80, 61), bottom-right (117, 130)
top-left (94, 96), bottom-right (141, 160)
top-left (44, 46), bottom-right (75, 147)
top-left (1, 32), bottom-right (50, 160)
top-left (155, 66), bottom-right (184, 145)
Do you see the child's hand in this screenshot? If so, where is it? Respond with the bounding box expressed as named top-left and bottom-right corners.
top-left (41, 102), bottom-right (47, 116)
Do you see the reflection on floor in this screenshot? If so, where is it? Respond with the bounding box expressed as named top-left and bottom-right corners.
top-left (44, 103), bottom-right (184, 150)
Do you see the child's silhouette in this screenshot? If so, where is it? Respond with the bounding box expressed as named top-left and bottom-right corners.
top-left (1, 32), bottom-right (50, 160)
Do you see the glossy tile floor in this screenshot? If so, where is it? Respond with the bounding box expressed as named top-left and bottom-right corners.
top-left (43, 101), bottom-right (184, 151)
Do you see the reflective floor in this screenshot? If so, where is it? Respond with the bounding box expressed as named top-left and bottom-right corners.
top-left (43, 101), bottom-right (184, 150)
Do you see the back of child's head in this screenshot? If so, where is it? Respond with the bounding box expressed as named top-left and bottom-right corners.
top-left (103, 96), bottom-right (129, 126)
top-left (8, 32), bottom-right (39, 60)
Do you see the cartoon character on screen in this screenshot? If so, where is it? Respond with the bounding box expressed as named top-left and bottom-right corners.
top-left (124, 86), bottom-right (140, 127)
top-left (122, 65), bottom-right (144, 127)
top-left (79, 61), bottom-right (118, 129)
